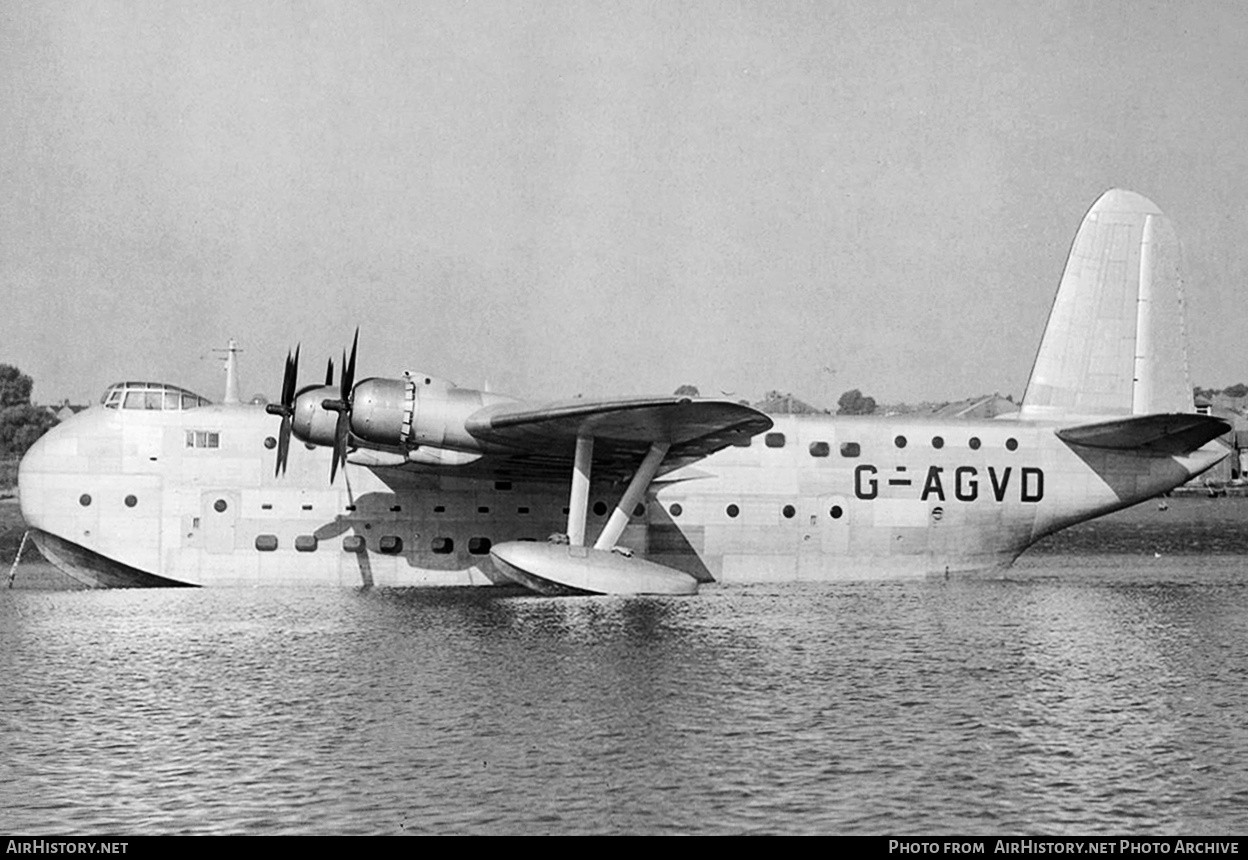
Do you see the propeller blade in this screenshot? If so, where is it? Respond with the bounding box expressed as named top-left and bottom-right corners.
top-left (328, 328), bottom-right (359, 484)
top-left (276, 414), bottom-right (291, 477)
top-left (325, 356), bottom-right (334, 387)
top-left (287, 346), bottom-right (300, 407)
top-left (266, 344), bottom-right (301, 477)
top-left (331, 410), bottom-right (349, 483)
top-left (343, 328), bottom-right (358, 400)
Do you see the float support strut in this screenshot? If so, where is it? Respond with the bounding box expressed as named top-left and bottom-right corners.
top-left (594, 441), bottom-right (669, 551)
top-left (568, 435), bottom-right (594, 546)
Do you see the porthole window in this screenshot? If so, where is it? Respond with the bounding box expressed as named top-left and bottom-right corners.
top-left (1006, 438), bottom-right (1018, 451)
top-left (969, 437), bottom-right (981, 450)
top-left (255, 534), bottom-right (278, 552)
top-left (840, 442), bottom-right (861, 458)
top-left (731, 436), bottom-right (753, 448)
top-left (213, 499), bottom-right (228, 513)
top-left (379, 535), bottom-right (403, 554)
top-left (669, 503), bottom-right (683, 517)
top-left (264, 436), bottom-right (276, 450)
top-left (782, 504), bottom-right (796, 519)
top-left (295, 535), bottom-right (318, 552)
top-left (765, 432), bottom-right (786, 448)
top-left (633, 503), bottom-right (645, 517)
top-left (932, 436), bottom-right (944, 449)
top-left (592, 501), bottom-right (608, 517)
top-left (124, 495), bottom-right (137, 508)
top-left (894, 435), bottom-right (907, 449)
top-left (342, 535), bottom-right (365, 553)
top-left (809, 441), bottom-right (830, 457)
top-left (726, 504), bottom-right (740, 518)
top-left (79, 494), bottom-right (92, 507)
top-left (431, 537), bottom-right (454, 554)
top-left (829, 505), bottom-right (844, 519)
top-left (468, 537), bottom-right (492, 555)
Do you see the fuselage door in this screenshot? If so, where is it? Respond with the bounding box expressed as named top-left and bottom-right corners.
top-left (798, 494), bottom-right (850, 579)
top-left (820, 494), bottom-right (850, 555)
top-left (202, 490), bottom-right (239, 554)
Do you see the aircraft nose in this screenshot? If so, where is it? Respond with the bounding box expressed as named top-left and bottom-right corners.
top-left (17, 419), bottom-right (74, 532)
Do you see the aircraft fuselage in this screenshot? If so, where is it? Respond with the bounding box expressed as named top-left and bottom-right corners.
top-left (17, 401), bottom-right (1224, 587)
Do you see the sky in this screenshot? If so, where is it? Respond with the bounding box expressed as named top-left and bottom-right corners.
top-left (3, 1), bottom-right (1247, 409)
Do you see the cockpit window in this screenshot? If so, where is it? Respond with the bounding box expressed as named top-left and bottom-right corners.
top-left (102, 382), bottom-right (210, 411)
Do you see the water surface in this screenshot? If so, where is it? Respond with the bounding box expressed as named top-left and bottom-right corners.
top-left (2, 498), bottom-right (1246, 835)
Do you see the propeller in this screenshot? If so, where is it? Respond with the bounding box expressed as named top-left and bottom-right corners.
top-left (322, 328), bottom-right (359, 483)
top-left (264, 345), bottom-right (300, 476)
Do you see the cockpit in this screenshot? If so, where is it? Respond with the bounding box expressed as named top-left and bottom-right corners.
top-left (100, 382), bottom-right (212, 411)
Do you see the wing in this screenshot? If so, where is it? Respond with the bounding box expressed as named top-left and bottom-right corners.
top-left (458, 396), bottom-right (772, 481)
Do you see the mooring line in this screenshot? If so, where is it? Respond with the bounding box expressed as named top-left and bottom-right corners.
top-left (7, 529), bottom-right (29, 588)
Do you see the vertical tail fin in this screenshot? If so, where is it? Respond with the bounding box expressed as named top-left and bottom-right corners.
top-left (1020, 189), bottom-right (1193, 421)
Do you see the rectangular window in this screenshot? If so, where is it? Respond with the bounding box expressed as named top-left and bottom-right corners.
top-left (186, 430), bottom-right (222, 449)
top-left (809, 441), bottom-right (830, 457)
top-left (840, 442), bottom-right (861, 458)
top-left (765, 432), bottom-right (786, 448)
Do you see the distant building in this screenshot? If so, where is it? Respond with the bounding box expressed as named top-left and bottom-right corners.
top-left (49, 401), bottom-right (90, 423)
top-left (928, 395), bottom-right (1019, 420)
top-left (752, 392), bottom-right (828, 415)
top-left (1188, 402), bottom-right (1245, 485)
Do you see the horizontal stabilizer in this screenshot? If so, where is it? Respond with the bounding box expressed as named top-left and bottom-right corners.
top-left (1056, 413), bottom-right (1229, 456)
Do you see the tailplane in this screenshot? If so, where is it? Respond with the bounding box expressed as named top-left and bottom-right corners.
top-left (1020, 189), bottom-right (1192, 421)
top-left (1056, 413), bottom-right (1227, 457)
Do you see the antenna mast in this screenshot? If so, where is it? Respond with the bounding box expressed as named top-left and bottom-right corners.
top-left (213, 339), bottom-right (242, 404)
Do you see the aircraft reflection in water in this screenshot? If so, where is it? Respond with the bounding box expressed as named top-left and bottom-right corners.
top-left (18, 190), bottom-right (1230, 594)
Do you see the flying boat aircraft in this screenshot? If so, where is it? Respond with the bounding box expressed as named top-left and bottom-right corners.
top-left (16, 190), bottom-right (1231, 594)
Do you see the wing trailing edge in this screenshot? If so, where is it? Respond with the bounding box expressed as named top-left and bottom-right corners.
top-left (1056, 413), bottom-right (1229, 456)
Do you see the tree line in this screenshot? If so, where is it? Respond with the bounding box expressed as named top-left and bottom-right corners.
top-left (0, 365), bottom-right (59, 457)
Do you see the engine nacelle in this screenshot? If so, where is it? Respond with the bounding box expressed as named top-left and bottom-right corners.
top-left (349, 374), bottom-right (512, 453)
top-left (290, 384), bottom-right (340, 447)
